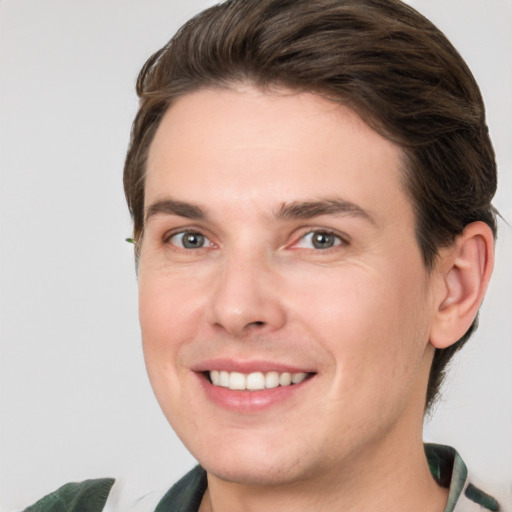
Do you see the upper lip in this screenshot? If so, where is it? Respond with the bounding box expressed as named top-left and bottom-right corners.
top-left (191, 358), bottom-right (315, 374)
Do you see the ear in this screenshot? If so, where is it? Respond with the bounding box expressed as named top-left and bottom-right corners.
top-left (429, 221), bottom-right (494, 349)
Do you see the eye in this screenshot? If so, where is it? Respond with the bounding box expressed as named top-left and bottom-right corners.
top-left (168, 231), bottom-right (213, 249)
top-left (296, 230), bottom-right (344, 250)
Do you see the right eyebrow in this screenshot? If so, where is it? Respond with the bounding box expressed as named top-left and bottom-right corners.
top-left (145, 198), bottom-right (206, 223)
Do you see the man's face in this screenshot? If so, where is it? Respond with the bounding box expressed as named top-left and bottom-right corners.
top-left (139, 86), bottom-right (438, 485)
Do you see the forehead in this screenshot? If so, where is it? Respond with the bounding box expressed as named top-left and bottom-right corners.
top-left (145, 85), bottom-right (410, 226)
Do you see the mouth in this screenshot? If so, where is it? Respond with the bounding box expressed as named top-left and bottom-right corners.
top-left (205, 370), bottom-right (312, 391)
top-left (193, 360), bottom-right (317, 412)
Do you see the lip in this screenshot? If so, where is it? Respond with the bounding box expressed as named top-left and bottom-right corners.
top-left (192, 359), bottom-right (316, 413)
top-left (192, 358), bottom-right (315, 374)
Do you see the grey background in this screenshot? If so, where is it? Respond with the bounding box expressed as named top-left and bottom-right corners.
top-left (1, 0), bottom-right (511, 510)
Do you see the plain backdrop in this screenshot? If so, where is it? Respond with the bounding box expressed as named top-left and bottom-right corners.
top-left (1, 0), bottom-right (511, 510)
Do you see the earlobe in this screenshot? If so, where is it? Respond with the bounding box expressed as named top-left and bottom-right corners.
top-left (429, 222), bottom-right (494, 349)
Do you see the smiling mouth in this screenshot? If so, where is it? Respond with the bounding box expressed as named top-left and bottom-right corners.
top-left (205, 370), bottom-right (313, 391)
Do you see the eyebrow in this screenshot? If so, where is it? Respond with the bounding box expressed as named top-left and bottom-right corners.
top-left (144, 196), bottom-right (375, 225)
top-left (145, 198), bottom-right (206, 222)
top-left (275, 197), bottom-right (375, 224)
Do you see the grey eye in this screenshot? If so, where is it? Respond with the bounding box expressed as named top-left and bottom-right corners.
top-left (297, 231), bottom-right (342, 249)
top-left (170, 231), bottom-right (210, 249)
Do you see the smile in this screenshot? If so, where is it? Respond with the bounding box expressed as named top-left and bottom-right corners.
top-left (208, 370), bottom-right (309, 391)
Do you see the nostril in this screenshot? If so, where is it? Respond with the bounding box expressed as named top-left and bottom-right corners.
top-left (243, 320), bottom-right (266, 331)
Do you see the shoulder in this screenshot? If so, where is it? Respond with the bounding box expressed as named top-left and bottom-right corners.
top-left (22, 478), bottom-right (115, 512)
top-left (154, 466), bottom-right (207, 512)
top-left (21, 467), bottom-right (207, 512)
top-left (425, 443), bottom-right (501, 512)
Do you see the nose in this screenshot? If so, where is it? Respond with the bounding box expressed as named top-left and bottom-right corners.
top-left (206, 254), bottom-right (286, 338)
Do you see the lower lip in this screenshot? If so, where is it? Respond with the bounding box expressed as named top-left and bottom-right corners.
top-left (197, 373), bottom-right (312, 413)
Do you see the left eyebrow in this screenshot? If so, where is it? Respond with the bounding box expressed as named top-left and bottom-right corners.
top-left (274, 197), bottom-right (376, 225)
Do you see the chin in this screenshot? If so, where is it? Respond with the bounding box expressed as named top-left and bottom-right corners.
top-left (186, 431), bottom-right (312, 486)
top-left (201, 454), bottom-right (309, 487)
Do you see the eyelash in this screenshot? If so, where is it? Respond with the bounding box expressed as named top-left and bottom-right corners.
top-left (165, 230), bottom-right (214, 250)
top-left (291, 230), bottom-right (347, 250)
top-left (163, 228), bottom-right (348, 252)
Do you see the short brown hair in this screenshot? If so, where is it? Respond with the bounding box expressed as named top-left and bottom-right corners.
top-left (123, 0), bottom-right (497, 410)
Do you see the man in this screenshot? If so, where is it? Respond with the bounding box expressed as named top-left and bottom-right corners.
top-left (24, 0), bottom-right (501, 510)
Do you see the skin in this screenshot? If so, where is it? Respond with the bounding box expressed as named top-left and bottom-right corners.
top-left (138, 85), bottom-right (453, 511)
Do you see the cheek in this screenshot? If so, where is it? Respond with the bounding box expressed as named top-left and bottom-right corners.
top-left (137, 276), bottom-right (203, 422)
top-left (139, 270), bottom-right (205, 341)
top-left (291, 262), bottom-right (431, 388)
top-left (138, 274), bottom-right (203, 389)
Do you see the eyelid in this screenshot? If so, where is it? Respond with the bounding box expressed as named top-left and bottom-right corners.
top-left (159, 225), bottom-right (349, 251)
top-left (289, 228), bottom-right (350, 250)
top-left (163, 227), bottom-right (216, 249)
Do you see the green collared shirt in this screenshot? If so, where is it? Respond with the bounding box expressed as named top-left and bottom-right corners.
top-left (425, 444), bottom-right (500, 512)
top-left (22, 444), bottom-right (500, 512)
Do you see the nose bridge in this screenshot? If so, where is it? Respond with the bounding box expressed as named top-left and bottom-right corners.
top-left (207, 244), bottom-right (286, 337)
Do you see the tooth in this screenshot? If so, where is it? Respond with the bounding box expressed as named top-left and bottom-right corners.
top-left (265, 371), bottom-right (280, 389)
top-left (246, 372), bottom-right (265, 390)
top-left (291, 372), bottom-right (307, 384)
top-left (210, 370), bottom-right (310, 389)
top-left (229, 372), bottom-right (246, 390)
top-left (210, 370), bottom-right (220, 385)
top-left (279, 372), bottom-right (292, 386)
top-left (219, 371), bottom-right (230, 387)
